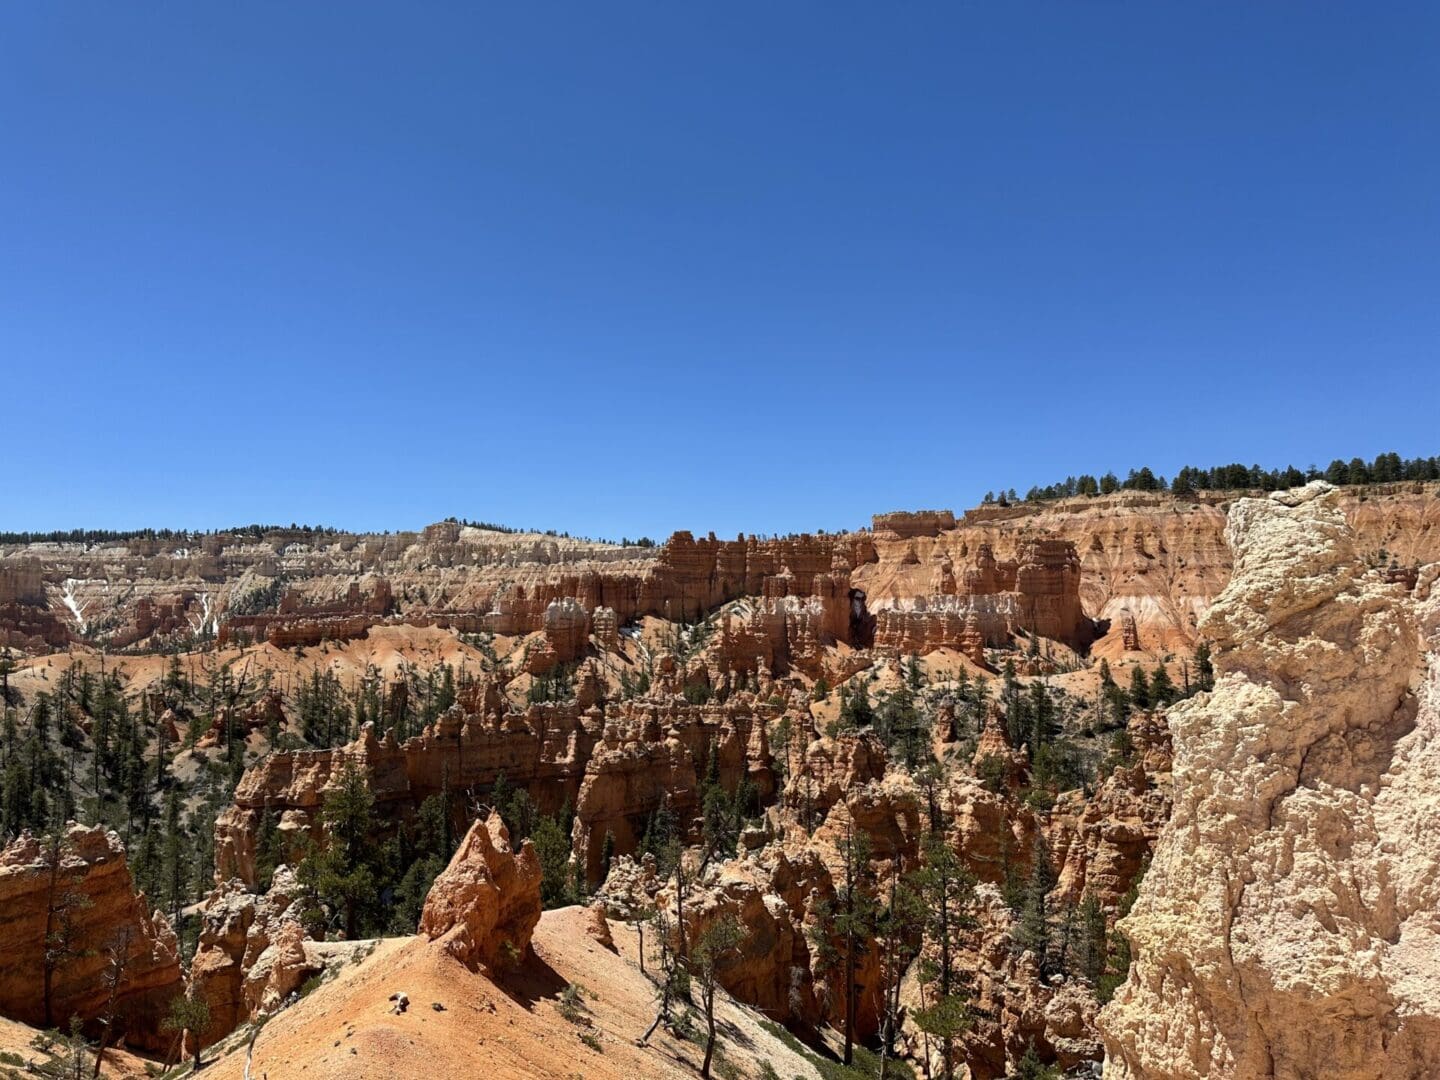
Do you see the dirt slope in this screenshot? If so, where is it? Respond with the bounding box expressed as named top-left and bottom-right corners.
top-left (204, 907), bottom-right (819, 1080)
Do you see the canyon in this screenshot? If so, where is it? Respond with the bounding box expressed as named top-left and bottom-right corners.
top-left (0, 482), bottom-right (1434, 1078)
top-left (5, 485), bottom-right (1435, 669)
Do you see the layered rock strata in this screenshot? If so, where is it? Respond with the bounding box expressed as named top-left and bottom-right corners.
top-left (190, 867), bottom-right (314, 1046)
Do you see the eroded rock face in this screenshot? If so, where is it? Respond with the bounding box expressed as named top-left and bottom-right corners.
top-left (6, 487), bottom-right (1436, 660)
top-left (190, 866), bottom-right (310, 1046)
top-left (419, 811), bottom-right (542, 970)
top-left (1049, 715), bottom-right (1171, 909)
top-left (0, 825), bottom-right (183, 1050)
top-left (781, 729), bottom-right (889, 823)
top-left (241, 920), bottom-right (316, 1019)
top-left (871, 537), bottom-right (1094, 654)
top-left (645, 767), bottom-right (922, 1042)
top-left (900, 885), bottom-right (1102, 1080)
top-left (662, 856), bottom-right (821, 1028)
top-left (216, 695), bottom-right (776, 890)
top-left (872, 510), bottom-right (958, 540)
top-left (1100, 482), bottom-right (1440, 1079)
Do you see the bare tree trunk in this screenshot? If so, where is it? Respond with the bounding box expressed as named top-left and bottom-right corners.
top-left (641, 978), bottom-right (670, 1045)
top-left (701, 985), bottom-right (717, 1079)
top-left (675, 867), bottom-right (689, 959)
top-left (243, 1021), bottom-right (261, 1080)
top-left (641, 1006), bottom-right (664, 1045)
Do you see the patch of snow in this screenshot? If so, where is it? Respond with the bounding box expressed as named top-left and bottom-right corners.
top-left (60, 579), bottom-right (89, 633)
top-left (188, 591), bottom-right (216, 637)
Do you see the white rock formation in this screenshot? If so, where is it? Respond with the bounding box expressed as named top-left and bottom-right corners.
top-left (1100, 482), bottom-right (1440, 1079)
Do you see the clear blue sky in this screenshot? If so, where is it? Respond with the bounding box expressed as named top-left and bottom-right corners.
top-left (3, 4), bottom-right (1437, 540)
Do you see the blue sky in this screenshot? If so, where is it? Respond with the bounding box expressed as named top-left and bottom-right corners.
top-left (3, 4), bottom-right (1437, 539)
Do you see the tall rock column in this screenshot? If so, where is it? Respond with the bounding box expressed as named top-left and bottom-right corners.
top-left (1099, 482), bottom-right (1440, 1079)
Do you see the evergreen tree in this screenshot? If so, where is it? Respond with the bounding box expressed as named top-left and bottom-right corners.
top-left (531, 815), bottom-right (576, 908)
top-left (162, 992), bottom-right (212, 1072)
top-left (503, 788), bottom-right (538, 843)
top-left (1148, 663), bottom-right (1176, 706)
top-left (254, 807), bottom-right (282, 893)
top-left (691, 915), bottom-right (743, 1079)
top-left (1077, 889), bottom-right (1107, 985)
top-left (1128, 665), bottom-right (1150, 710)
top-left (1014, 835), bottom-right (1056, 969)
top-left (599, 829), bottom-right (615, 882)
top-left (906, 654), bottom-right (924, 690)
top-left (1098, 863), bottom-right (1147, 1004)
top-left (42, 826), bottom-right (94, 1028)
top-left (838, 682), bottom-right (874, 730)
top-left (806, 824), bottom-right (876, 1065)
top-left (160, 790), bottom-right (186, 929)
top-left (297, 760), bottom-right (379, 938)
top-left (875, 865), bottom-right (923, 1079)
top-left (1013, 1041), bottom-right (1060, 1079)
top-left (1026, 680), bottom-right (1057, 750)
top-left (1193, 640), bottom-right (1215, 692)
top-left (910, 830), bottom-right (978, 1080)
top-left (641, 797), bottom-right (678, 867)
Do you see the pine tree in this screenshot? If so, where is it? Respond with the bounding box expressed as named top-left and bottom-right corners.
top-left (531, 815), bottom-right (575, 908)
top-left (41, 826), bottom-right (95, 1028)
top-left (254, 807), bottom-right (282, 893)
top-left (298, 760), bottom-right (379, 938)
top-left (804, 823), bottom-right (877, 1064)
top-left (1015, 835), bottom-right (1056, 968)
top-left (1128, 665), bottom-right (1150, 710)
top-left (162, 991), bottom-right (212, 1072)
top-left (1148, 663), bottom-right (1176, 706)
top-left (1027, 680), bottom-right (1057, 750)
top-left (1098, 863), bottom-right (1147, 1004)
top-left (1013, 1040), bottom-right (1060, 1079)
top-left (1078, 889), bottom-right (1107, 985)
top-left (875, 864), bottom-right (922, 1080)
top-left (160, 791), bottom-right (186, 929)
top-left (599, 830), bottom-right (615, 883)
top-left (641, 797), bottom-right (678, 868)
top-left (690, 915), bottom-right (742, 1079)
top-left (910, 830), bottom-right (977, 1080)
top-left (1193, 640), bottom-right (1214, 691)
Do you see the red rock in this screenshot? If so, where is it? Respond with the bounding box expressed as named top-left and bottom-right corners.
top-left (419, 811), bottom-right (542, 970)
top-left (0, 825), bottom-right (183, 1050)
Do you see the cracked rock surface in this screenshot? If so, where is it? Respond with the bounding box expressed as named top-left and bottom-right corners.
top-left (1099, 482), bottom-right (1440, 1079)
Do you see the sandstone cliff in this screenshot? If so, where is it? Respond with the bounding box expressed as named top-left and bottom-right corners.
top-left (0, 825), bottom-right (183, 1050)
top-left (1100, 482), bottom-right (1440, 1078)
top-left (8, 488), bottom-right (1436, 677)
top-left (854, 484), bottom-right (1440, 657)
top-left (215, 692), bottom-right (779, 891)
